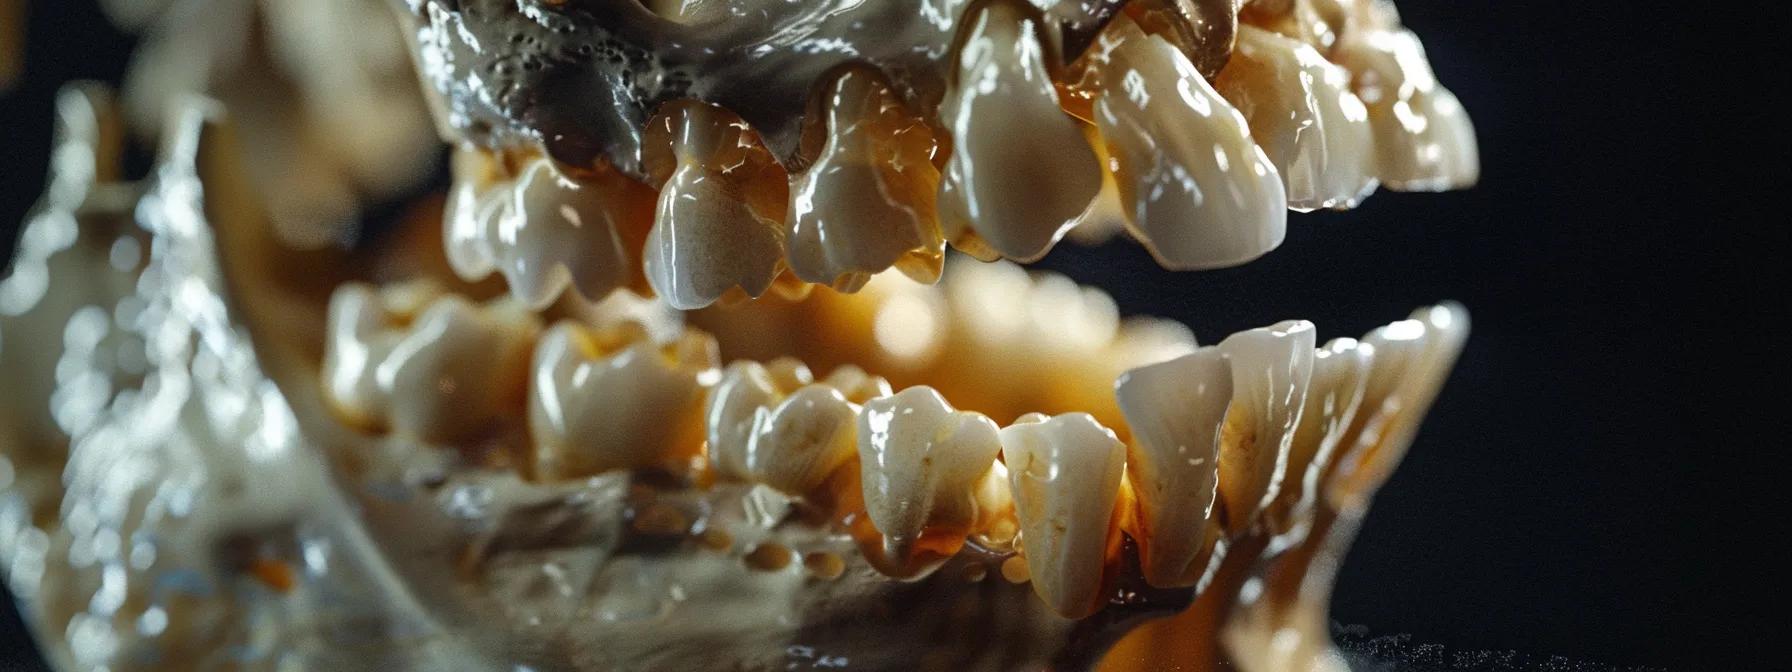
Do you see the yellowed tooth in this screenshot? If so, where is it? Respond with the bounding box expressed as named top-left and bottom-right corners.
top-left (1329, 303), bottom-right (1469, 508)
top-left (1115, 347), bottom-right (1232, 588)
top-left (857, 386), bottom-right (1006, 564)
top-left (706, 359), bottom-right (813, 482)
top-left (322, 282), bottom-right (540, 444)
top-left (1264, 336), bottom-right (1373, 533)
top-left (745, 384), bottom-right (860, 495)
top-left (641, 101), bottom-right (788, 310)
top-left (1334, 27), bottom-right (1480, 190)
top-left (1216, 25), bottom-right (1378, 211)
top-left (1215, 320), bottom-right (1316, 533)
top-left (528, 320), bottom-right (719, 480)
top-left (1000, 412), bottom-right (1126, 618)
top-left (821, 364), bottom-right (893, 404)
top-left (936, 1), bottom-right (1102, 262)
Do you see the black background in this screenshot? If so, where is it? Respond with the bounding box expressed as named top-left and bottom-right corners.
top-left (1, 1), bottom-right (1779, 670)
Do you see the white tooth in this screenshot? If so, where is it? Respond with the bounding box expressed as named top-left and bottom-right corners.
top-left (499, 158), bottom-right (643, 307)
top-left (1329, 303), bottom-right (1469, 507)
top-left (1089, 19), bottom-right (1288, 271)
top-left (786, 67), bottom-right (946, 291)
top-left (1265, 337), bottom-right (1373, 532)
top-left (744, 384), bottom-right (860, 495)
top-left (1215, 25), bottom-right (1378, 211)
top-left (1215, 319), bottom-right (1316, 533)
top-left (936, 2), bottom-right (1102, 262)
top-left (857, 386), bottom-right (1005, 561)
top-left (1115, 347), bottom-right (1232, 588)
top-left (707, 360), bottom-right (799, 482)
top-left (1000, 412), bottom-right (1126, 618)
top-left (821, 364), bottom-right (893, 404)
top-left (1334, 27), bottom-right (1480, 190)
top-left (442, 145), bottom-right (502, 281)
top-left (641, 102), bottom-right (788, 310)
top-left (528, 321), bottom-right (719, 480)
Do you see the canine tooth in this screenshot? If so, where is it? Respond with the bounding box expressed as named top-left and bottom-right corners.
top-left (744, 384), bottom-right (860, 495)
top-left (857, 387), bottom-right (1005, 562)
top-left (1115, 347), bottom-right (1232, 587)
top-left (1089, 19), bottom-right (1288, 270)
top-left (641, 102), bottom-right (788, 310)
top-left (1216, 25), bottom-right (1378, 211)
top-left (1329, 304), bottom-right (1469, 507)
top-left (1334, 27), bottom-right (1480, 190)
top-left (1000, 413), bottom-right (1126, 618)
top-left (1265, 337), bottom-right (1372, 532)
top-left (1215, 320), bottom-right (1316, 533)
top-left (936, 2), bottom-right (1102, 262)
top-left (528, 321), bottom-right (719, 480)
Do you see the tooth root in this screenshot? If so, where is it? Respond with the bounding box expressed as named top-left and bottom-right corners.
top-left (1000, 412), bottom-right (1127, 618)
top-left (936, 2), bottom-right (1102, 262)
top-left (745, 384), bottom-right (860, 495)
top-left (786, 67), bottom-right (946, 290)
top-left (641, 102), bottom-right (788, 310)
top-left (1264, 336), bottom-right (1373, 533)
top-left (1215, 25), bottom-right (1378, 211)
top-left (1335, 27), bottom-right (1480, 191)
top-left (1115, 347), bottom-right (1232, 588)
top-left (1328, 303), bottom-right (1469, 509)
top-left (1089, 18), bottom-right (1289, 271)
top-left (528, 321), bottom-right (720, 480)
top-left (1215, 319), bottom-right (1317, 533)
top-left (821, 364), bottom-right (893, 404)
top-left (857, 387), bottom-right (1005, 564)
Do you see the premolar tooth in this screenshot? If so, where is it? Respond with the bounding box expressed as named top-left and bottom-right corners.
top-left (641, 101), bottom-right (788, 310)
top-left (1115, 347), bottom-right (1232, 588)
top-left (857, 387), bottom-right (1006, 564)
top-left (786, 67), bottom-right (945, 290)
top-left (528, 321), bottom-right (719, 480)
top-left (744, 384), bottom-right (860, 495)
top-left (1000, 413), bottom-right (1126, 618)
top-left (1215, 25), bottom-right (1377, 211)
top-left (1215, 320), bottom-right (1316, 533)
top-left (706, 359), bottom-right (813, 482)
top-left (1089, 19), bottom-right (1288, 270)
top-left (1329, 304), bottom-right (1469, 507)
top-left (1265, 337), bottom-right (1372, 533)
top-left (936, 2), bottom-right (1102, 262)
top-left (1334, 27), bottom-right (1480, 190)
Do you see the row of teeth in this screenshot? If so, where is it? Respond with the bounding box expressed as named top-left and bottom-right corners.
top-left (321, 270), bottom-right (1467, 619)
top-left (444, 5), bottom-right (1477, 311)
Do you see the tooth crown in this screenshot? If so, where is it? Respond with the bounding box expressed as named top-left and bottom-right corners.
top-left (1000, 412), bottom-right (1126, 618)
top-left (1115, 346), bottom-right (1233, 587)
top-left (1215, 319), bottom-right (1316, 533)
top-left (744, 383), bottom-right (861, 495)
top-left (1333, 24), bottom-right (1479, 190)
top-left (707, 358), bottom-right (813, 482)
top-left (1265, 336), bottom-right (1373, 533)
top-left (1328, 303), bottom-right (1468, 508)
top-left (856, 386), bottom-right (1005, 561)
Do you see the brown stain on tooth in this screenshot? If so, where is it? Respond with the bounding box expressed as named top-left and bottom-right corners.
top-left (1123, 0), bottom-right (1241, 78)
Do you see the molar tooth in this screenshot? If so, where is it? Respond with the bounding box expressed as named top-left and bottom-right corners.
top-left (1334, 27), bottom-right (1480, 190)
top-left (528, 320), bottom-right (720, 480)
top-left (1115, 347), bottom-right (1232, 588)
top-left (857, 387), bottom-right (1005, 563)
top-left (1089, 19), bottom-right (1289, 270)
top-left (1215, 320), bottom-right (1316, 533)
top-left (786, 67), bottom-right (946, 290)
top-left (1264, 337), bottom-right (1373, 533)
top-left (706, 359), bottom-right (813, 482)
top-left (1328, 304), bottom-right (1469, 507)
top-left (936, 2), bottom-right (1102, 262)
top-left (641, 102), bottom-right (788, 310)
top-left (1000, 413), bottom-right (1127, 618)
top-left (744, 384), bottom-right (860, 495)
top-left (1215, 25), bottom-right (1378, 211)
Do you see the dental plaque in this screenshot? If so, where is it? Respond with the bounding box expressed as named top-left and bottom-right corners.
top-left (0, 0), bottom-right (1477, 670)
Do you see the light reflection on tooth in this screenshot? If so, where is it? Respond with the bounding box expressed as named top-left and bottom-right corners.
top-left (1215, 319), bottom-right (1316, 533)
top-left (1000, 412), bottom-right (1126, 618)
top-left (1122, 0), bottom-right (1241, 78)
top-left (1334, 27), bottom-right (1479, 190)
top-left (821, 364), bottom-right (893, 404)
top-left (936, 2), bottom-right (1101, 262)
top-left (1328, 303), bottom-right (1469, 509)
top-left (1116, 347), bottom-right (1232, 588)
top-left (1264, 337), bottom-right (1372, 534)
top-left (857, 386), bottom-right (1006, 566)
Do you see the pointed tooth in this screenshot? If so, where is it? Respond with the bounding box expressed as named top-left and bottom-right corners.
top-left (821, 364), bottom-right (892, 404)
top-left (641, 102), bottom-right (788, 310)
top-left (1089, 19), bottom-right (1289, 270)
top-left (528, 321), bottom-right (719, 480)
top-left (786, 67), bottom-right (945, 290)
top-left (936, 2), bottom-right (1102, 262)
top-left (743, 384), bottom-right (860, 495)
top-left (1216, 25), bottom-right (1378, 211)
top-left (1335, 27), bottom-right (1480, 190)
top-left (1264, 337), bottom-right (1373, 533)
top-left (857, 386), bottom-right (1005, 563)
top-left (1215, 319), bottom-right (1316, 533)
top-left (1115, 347), bottom-right (1232, 587)
top-left (1000, 412), bottom-right (1127, 618)
top-left (1329, 303), bottom-right (1469, 507)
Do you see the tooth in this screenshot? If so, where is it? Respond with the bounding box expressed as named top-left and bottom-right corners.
top-left (1215, 25), bottom-right (1378, 211)
top-left (640, 101), bottom-right (788, 310)
top-left (1328, 303), bottom-right (1469, 507)
top-left (743, 384), bottom-right (860, 495)
top-left (1215, 320), bottom-right (1316, 533)
top-left (1121, 0), bottom-right (1241, 78)
top-left (322, 282), bottom-right (541, 444)
top-left (1263, 337), bottom-right (1372, 533)
top-left (857, 386), bottom-right (1005, 563)
top-left (1334, 27), bottom-right (1480, 190)
top-left (707, 359), bottom-right (814, 481)
top-left (528, 320), bottom-right (719, 480)
top-left (786, 67), bottom-right (945, 291)
top-left (1000, 412), bottom-right (1127, 618)
top-left (821, 364), bottom-right (893, 404)
top-left (1115, 347), bottom-right (1232, 587)
top-left (935, 2), bottom-right (1102, 262)
top-left (1089, 19), bottom-right (1288, 270)
top-left (442, 145), bottom-right (504, 281)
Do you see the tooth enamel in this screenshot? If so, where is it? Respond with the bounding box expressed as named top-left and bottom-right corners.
top-left (744, 384), bottom-right (861, 495)
top-left (1115, 347), bottom-right (1232, 588)
top-left (1215, 319), bottom-right (1316, 533)
top-left (528, 320), bottom-right (720, 480)
top-left (935, 2), bottom-right (1101, 262)
top-left (1264, 337), bottom-right (1372, 533)
top-left (322, 282), bottom-right (541, 444)
top-left (706, 359), bottom-right (813, 482)
top-left (1329, 303), bottom-right (1469, 507)
top-left (442, 145), bottom-right (503, 281)
top-left (1089, 19), bottom-right (1289, 270)
top-left (857, 386), bottom-right (1005, 563)
top-left (821, 364), bottom-right (893, 404)
top-left (1215, 25), bottom-right (1378, 211)
top-left (1000, 412), bottom-right (1126, 618)
top-left (1334, 27), bottom-right (1480, 190)
top-left (640, 102), bottom-right (788, 310)
top-left (786, 67), bottom-right (946, 291)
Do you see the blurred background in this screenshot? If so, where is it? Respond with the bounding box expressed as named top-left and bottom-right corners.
top-left (1, 1), bottom-right (1775, 670)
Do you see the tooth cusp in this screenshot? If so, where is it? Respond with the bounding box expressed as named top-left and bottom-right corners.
top-left (744, 384), bottom-right (861, 496)
top-left (856, 386), bottom-right (1005, 567)
top-left (999, 412), bottom-right (1126, 618)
